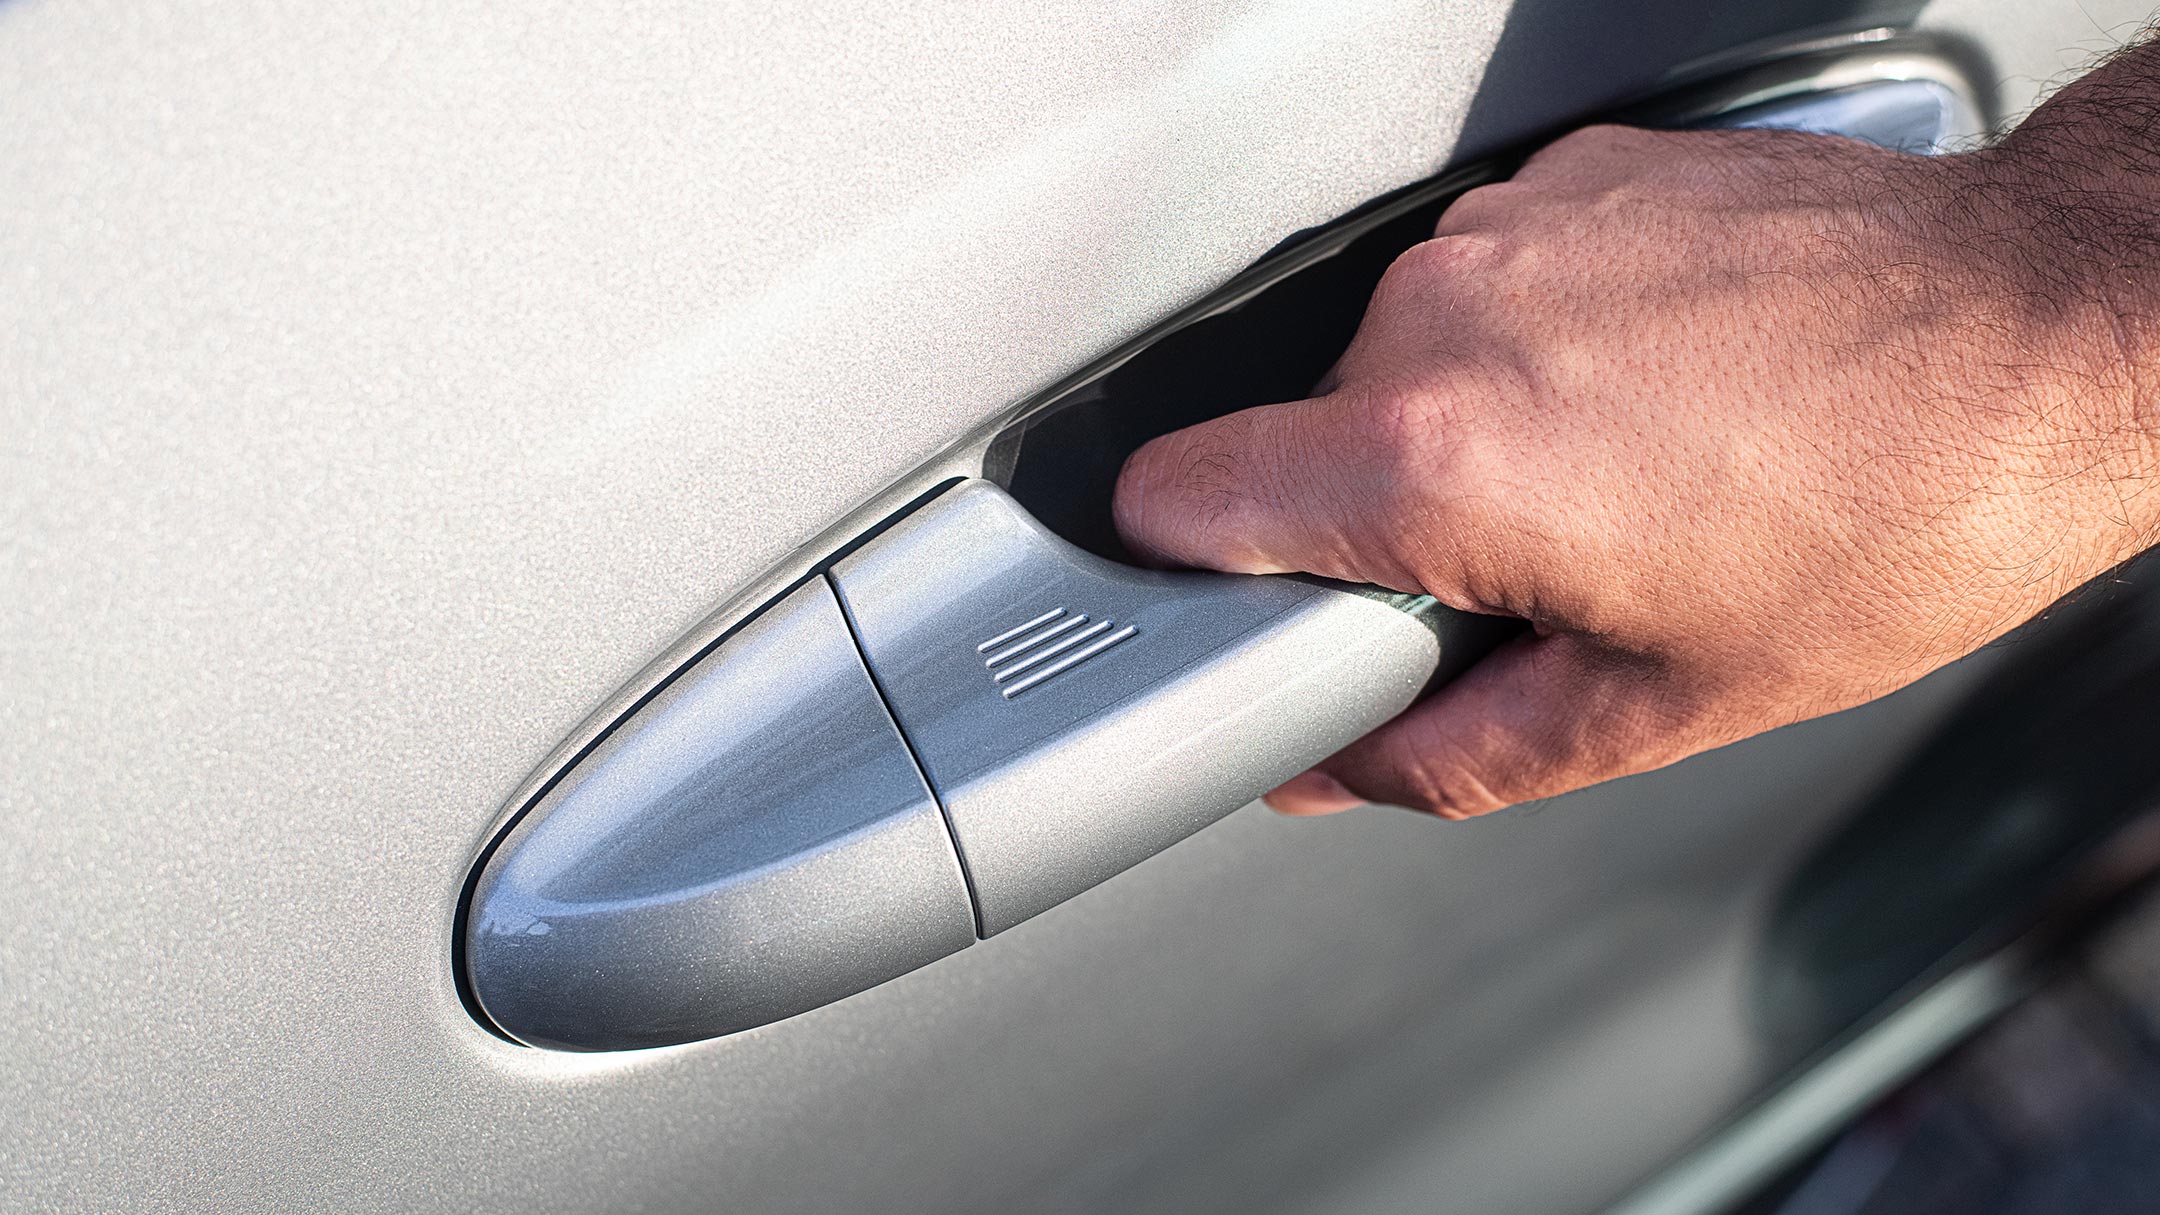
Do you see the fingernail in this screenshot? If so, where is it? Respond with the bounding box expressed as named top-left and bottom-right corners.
top-left (1263, 770), bottom-right (1364, 816)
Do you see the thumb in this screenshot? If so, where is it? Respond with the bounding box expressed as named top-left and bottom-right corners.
top-left (1266, 632), bottom-right (1702, 819)
top-left (1112, 391), bottom-right (1402, 584)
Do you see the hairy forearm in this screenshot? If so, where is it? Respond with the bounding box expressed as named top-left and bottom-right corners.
top-left (1967, 37), bottom-right (2160, 566)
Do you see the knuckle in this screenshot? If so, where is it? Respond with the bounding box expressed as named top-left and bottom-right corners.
top-left (1352, 238), bottom-right (1509, 384)
top-left (1370, 731), bottom-right (1512, 819)
top-left (1336, 375), bottom-right (1507, 532)
top-left (1392, 232), bottom-right (1500, 283)
top-left (1571, 122), bottom-right (1656, 151)
top-left (1366, 241), bottom-right (1437, 311)
top-left (1337, 378), bottom-right (1452, 484)
top-left (1398, 758), bottom-right (1511, 820)
top-left (1368, 235), bottom-right (1497, 319)
top-left (1433, 183), bottom-right (1526, 236)
top-left (1339, 374), bottom-right (1424, 444)
top-left (1522, 122), bottom-right (1641, 171)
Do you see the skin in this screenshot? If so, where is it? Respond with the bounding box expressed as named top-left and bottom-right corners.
top-left (1113, 42), bottom-right (2160, 820)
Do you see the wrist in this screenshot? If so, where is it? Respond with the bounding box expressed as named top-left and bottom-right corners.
top-left (1940, 135), bottom-right (2160, 574)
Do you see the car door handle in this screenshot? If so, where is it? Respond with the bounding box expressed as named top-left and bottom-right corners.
top-left (461, 50), bottom-right (1982, 1053)
top-left (463, 479), bottom-right (1510, 1050)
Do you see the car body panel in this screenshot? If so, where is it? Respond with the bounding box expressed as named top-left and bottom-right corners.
top-left (3, 0), bottom-right (2153, 1211)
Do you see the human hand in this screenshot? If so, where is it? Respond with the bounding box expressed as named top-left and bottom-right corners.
top-left (1114, 122), bottom-right (2159, 819)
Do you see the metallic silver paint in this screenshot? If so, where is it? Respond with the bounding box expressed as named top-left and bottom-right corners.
top-left (3, 2), bottom-right (2149, 1212)
top-left (832, 481), bottom-right (1443, 934)
top-left (463, 578), bottom-right (973, 1051)
top-left (466, 481), bottom-right (1453, 1046)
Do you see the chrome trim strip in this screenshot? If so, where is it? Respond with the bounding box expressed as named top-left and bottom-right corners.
top-left (1601, 809), bottom-right (2160, 1215)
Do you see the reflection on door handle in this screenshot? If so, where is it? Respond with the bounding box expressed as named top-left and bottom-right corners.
top-left (463, 480), bottom-right (1510, 1050)
top-left (829, 480), bottom-right (1507, 936)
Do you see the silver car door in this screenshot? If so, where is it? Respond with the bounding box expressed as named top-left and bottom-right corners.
top-left (4, 1), bottom-right (2151, 1213)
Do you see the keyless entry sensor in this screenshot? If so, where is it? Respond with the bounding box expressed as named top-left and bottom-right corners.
top-left (462, 481), bottom-right (1505, 1050)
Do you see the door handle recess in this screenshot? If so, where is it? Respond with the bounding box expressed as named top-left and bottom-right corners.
top-left (464, 480), bottom-right (1508, 1050)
